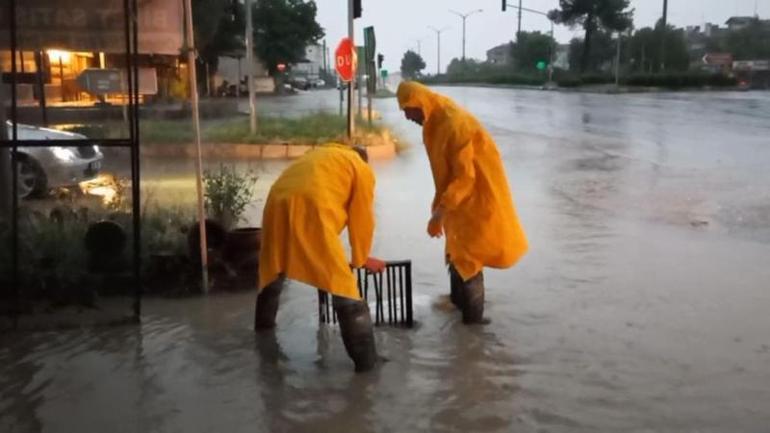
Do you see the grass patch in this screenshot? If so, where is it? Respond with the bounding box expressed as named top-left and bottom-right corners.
top-left (65, 113), bottom-right (386, 145)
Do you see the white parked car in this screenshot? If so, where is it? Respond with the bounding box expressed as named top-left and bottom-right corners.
top-left (5, 122), bottom-right (103, 199)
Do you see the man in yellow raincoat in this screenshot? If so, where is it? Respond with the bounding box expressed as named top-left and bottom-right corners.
top-left (256, 143), bottom-right (385, 372)
top-left (397, 81), bottom-right (528, 324)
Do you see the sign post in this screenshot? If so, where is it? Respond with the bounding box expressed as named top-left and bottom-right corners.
top-left (348, 0), bottom-right (356, 139)
top-left (364, 26), bottom-right (376, 125)
top-left (335, 36), bottom-right (357, 139)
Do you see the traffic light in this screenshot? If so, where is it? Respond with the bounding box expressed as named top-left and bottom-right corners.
top-left (377, 54), bottom-right (384, 70)
top-left (502, 0), bottom-right (506, 11)
top-left (354, 0), bottom-right (362, 18)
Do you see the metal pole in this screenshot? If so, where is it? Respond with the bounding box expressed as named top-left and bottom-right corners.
top-left (0, 74), bottom-right (10, 222)
top-left (660, 0), bottom-right (668, 72)
top-left (9, 0), bottom-right (20, 321)
top-left (438, 32), bottom-right (441, 75)
top-left (34, 51), bottom-right (48, 126)
top-left (237, 56), bottom-right (242, 101)
top-left (184, 0), bottom-right (209, 293)
top-left (358, 71), bottom-right (363, 118)
top-left (517, 0), bottom-right (523, 41)
top-left (615, 32), bottom-right (621, 86)
top-left (367, 86), bottom-right (372, 125)
top-left (322, 39), bottom-right (328, 74)
top-left (462, 17), bottom-right (466, 60)
top-left (347, 0), bottom-right (355, 139)
top-left (245, 0), bottom-right (257, 133)
top-left (205, 62), bottom-right (210, 97)
top-left (549, 20), bottom-right (555, 83)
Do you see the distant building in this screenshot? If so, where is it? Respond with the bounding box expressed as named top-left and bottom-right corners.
top-left (486, 43), bottom-right (512, 65)
top-left (292, 44), bottom-right (327, 80)
top-left (726, 16), bottom-right (756, 31)
top-left (216, 54), bottom-right (273, 94)
top-left (703, 22), bottom-right (724, 38)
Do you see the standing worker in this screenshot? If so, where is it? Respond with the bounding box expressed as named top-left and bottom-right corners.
top-left (396, 81), bottom-right (528, 324)
top-left (256, 143), bottom-right (386, 372)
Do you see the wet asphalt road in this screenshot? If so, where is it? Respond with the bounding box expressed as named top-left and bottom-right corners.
top-left (2, 87), bottom-right (770, 433)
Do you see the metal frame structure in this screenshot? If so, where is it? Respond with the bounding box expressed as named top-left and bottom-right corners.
top-left (318, 261), bottom-right (414, 328)
top-left (0, 0), bottom-right (142, 323)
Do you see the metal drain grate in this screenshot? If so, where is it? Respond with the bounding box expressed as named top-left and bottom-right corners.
top-left (318, 260), bottom-right (414, 328)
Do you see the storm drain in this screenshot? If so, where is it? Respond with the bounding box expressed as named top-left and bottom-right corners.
top-left (318, 260), bottom-right (414, 328)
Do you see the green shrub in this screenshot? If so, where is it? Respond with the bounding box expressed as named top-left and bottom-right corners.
top-left (624, 73), bottom-right (737, 88)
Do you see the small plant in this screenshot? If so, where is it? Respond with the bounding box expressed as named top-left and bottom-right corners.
top-left (203, 164), bottom-right (258, 229)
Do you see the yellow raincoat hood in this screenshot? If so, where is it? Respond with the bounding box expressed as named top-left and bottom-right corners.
top-left (397, 81), bottom-right (528, 280)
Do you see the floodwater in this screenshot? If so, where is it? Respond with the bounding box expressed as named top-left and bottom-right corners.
top-left (3, 88), bottom-right (770, 432)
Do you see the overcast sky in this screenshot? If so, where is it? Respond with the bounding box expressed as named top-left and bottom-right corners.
top-left (313, 0), bottom-right (769, 73)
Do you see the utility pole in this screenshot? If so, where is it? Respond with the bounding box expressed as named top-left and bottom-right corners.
top-left (449, 9), bottom-right (483, 61)
top-left (347, 0), bottom-right (355, 139)
top-left (183, 0), bottom-right (209, 293)
top-left (245, 0), bottom-right (257, 133)
top-left (615, 32), bottom-right (622, 87)
top-left (517, 0), bottom-right (523, 41)
top-left (660, 0), bottom-right (668, 72)
top-left (322, 39), bottom-right (328, 75)
top-left (429, 26), bottom-right (449, 75)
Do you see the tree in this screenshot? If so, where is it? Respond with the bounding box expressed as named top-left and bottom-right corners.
top-left (627, 23), bottom-right (689, 73)
top-left (199, 1), bottom-right (245, 67)
top-left (401, 51), bottom-right (426, 79)
top-left (567, 30), bottom-right (615, 72)
top-left (446, 58), bottom-right (481, 76)
top-left (549, 0), bottom-right (634, 72)
top-left (251, 0), bottom-right (325, 76)
top-left (725, 18), bottom-right (770, 60)
top-left (510, 31), bottom-right (555, 72)
top-left (192, 0), bottom-right (244, 91)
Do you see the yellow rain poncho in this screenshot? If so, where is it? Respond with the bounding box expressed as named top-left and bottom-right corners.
top-left (258, 144), bottom-right (375, 299)
top-left (397, 81), bottom-right (528, 280)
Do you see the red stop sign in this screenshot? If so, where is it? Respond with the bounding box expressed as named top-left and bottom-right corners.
top-left (335, 37), bottom-right (357, 82)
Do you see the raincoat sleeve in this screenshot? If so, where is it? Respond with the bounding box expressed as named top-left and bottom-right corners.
top-left (438, 131), bottom-right (476, 211)
top-left (347, 164), bottom-right (376, 268)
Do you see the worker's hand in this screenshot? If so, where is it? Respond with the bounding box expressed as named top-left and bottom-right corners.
top-left (364, 257), bottom-right (387, 273)
top-left (427, 207), bottom-right (445, 238)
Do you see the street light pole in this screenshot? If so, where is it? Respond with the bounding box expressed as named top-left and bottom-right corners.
top-left (414, 38), bottom-right (422, 56)
top-left (517, 0), bottom-right (523, 41)
top-left (245, 0), bottom-right (257, 133)
top-left (429, 26), bottom-right (449, 75)
top-left (615, 32), bottom-right (622, 86)
top-left (660, 0), bottom-right (668, 71)
top-left (449, 9), bottom-right (483, 61)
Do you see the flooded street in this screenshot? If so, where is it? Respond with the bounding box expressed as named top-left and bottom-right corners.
top-left (3, 87), bottom-right (770, 432)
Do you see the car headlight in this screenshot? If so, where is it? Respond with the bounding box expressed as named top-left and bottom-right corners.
top-left (52, 147), bottom-right (77, 162)
top-left (93, 145), bottom-right (101, 154)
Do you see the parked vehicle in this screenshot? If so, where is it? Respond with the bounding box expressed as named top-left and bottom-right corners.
top-left (289, 77), bottom-right (311, 91)
top-left (5, 122), bottom-right (103, 199)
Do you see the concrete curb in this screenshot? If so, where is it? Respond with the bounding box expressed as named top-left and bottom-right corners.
top-left (140, 130), bottom-right (399, 160)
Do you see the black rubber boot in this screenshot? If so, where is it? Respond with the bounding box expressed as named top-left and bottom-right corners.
top-left (461, 272), bottom-right (487, 324)
top-left (448, 265), bottom-right (465, 310)
top-left (254, 279), bottom-right (283, 330)
top-left (333, 296), bottom-right (378, 372)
